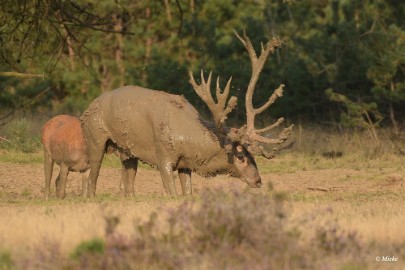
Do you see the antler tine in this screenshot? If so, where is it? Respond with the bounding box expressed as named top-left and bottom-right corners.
top-left (216, 76), bottom-right (232, 105)
top-left (233, 29), bottom-right (258, 64)
top-left (247, 143), bottom-right (279, 159)
top-left (256, 117), bottom-right (284, 134)
top-left (234, 30), bottom-right (293, 156)
top-left (234, 30), bottom-right (283, 132)
top-left (255, 84), bottom-right (285, 115)
top-left (201, 69), bottom-right (212, 89)
top-left (249, 125), bottom-right (294, 145)
top-left (189, 70), bottom-right (237, 128)
top-left (189, 70), bottom-right (215, 110)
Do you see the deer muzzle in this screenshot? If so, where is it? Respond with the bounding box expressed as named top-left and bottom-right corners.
top-left (246, 176), bottom-right (262, 188)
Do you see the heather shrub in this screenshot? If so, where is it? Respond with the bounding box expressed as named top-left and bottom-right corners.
top-left (68, 189), bottom-right (368, 270)
top-left (314, 220), bottom-right (361, 255)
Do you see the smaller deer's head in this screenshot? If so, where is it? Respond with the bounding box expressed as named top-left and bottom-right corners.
top-left (190, 30), bottom-right (293, 188)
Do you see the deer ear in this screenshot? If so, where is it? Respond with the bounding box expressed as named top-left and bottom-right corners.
top-left (227, 128), bottom-right (240, 142)
top-left (221, 136), bottom-right (234, 154)
top-left (224, 143), bottom-right (233, 154)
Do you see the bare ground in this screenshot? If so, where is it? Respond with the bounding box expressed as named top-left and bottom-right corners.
top-left (0, 161), bottom-right (404, 265)
top-left (1, 162), bottom-right (403, 199)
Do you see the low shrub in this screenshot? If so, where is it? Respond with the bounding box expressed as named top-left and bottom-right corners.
top-left (67, 189), bottom-right (367, 270)
top-left (0, 250), bottom-right (14, 270)
top-left (70, 238), bottom-right (105, 260)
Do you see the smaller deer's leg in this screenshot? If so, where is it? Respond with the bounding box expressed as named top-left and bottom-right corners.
top-left (158, 161), bottom-right (177, 196)
top-left (56, 163), bottom-right (69, 199)
top-left (44, 151), bottom-right (54, 200)
top-left (81, 170), bottom-right (90, 198)
top-left (121, 158), bottom-right (138, 197)
top-left (178, 168), bottom-right (192, 196)
top-left (119, 168), bottom-right (125, 192)
top-left (55, 172), bottom-right (61, 190)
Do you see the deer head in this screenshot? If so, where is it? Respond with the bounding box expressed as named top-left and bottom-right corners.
top-left (189, 30), bottom-right (293, 186)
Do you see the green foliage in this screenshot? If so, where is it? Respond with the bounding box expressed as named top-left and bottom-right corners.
top-left (70, 238), bottom-right (105, 260)
top-left (0, 250), bottom-right (14, 270)
top-left (0, 118), bottom-right (41, 153)
top-left (326, 88), bottom-right (382, 142)
top-left (326, 88), bottom-right (382, 128)
top-left (1, 0), bottom-right (404, 127)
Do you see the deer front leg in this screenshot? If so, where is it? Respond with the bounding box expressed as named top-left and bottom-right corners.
top-left (56, 163), bottom-right (69, 199)
top-left (44, 151), bottom-right (54, 200)
top-left (158, 161), bottom-right (177, 196)
top-left (178, 168), bottom-right (192, 195)
top-left (120, 158), bottom-right (138, 197)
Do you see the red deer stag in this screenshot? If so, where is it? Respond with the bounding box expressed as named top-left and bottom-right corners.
top-left (41, 115), bottom-right (134, 199)
top-left (80, 31), bottom-right (293, 197)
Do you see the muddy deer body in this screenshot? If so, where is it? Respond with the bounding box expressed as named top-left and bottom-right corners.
top-left (81, 31), bottom-right (293, 197)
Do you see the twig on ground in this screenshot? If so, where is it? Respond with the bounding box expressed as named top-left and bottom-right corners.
top-left (307, 187), bottom-right (329, 192)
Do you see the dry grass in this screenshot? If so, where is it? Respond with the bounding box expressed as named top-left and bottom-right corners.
top-left (0, 124), bottom-right (404, 269)
top-left (0, 200), bottom-right (177, 257)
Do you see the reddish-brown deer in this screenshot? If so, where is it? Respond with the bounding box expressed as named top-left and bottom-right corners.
top-left (42, 115), bottom-right (89, 199)
top-left (81, 31), bottom-right (293, 197)
top-left (41, 115), bottom-right (133, 199)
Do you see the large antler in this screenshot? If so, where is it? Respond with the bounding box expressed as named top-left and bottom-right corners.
top-left (189, 70), bottom-right (237, 129)
top-left (234, 30), bottom-right (293, 158)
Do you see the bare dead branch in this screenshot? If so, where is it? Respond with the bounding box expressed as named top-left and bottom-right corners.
top-left (0, 72), bottom-right (44, 78)
top-left (0, 87), bottom-right (50, 127)
top-left (175, 0), bottom-right (184, 37)
top-left (0, 136), bottom-right (11, 143)
top-left (307, 187), bottom-right (329, 192)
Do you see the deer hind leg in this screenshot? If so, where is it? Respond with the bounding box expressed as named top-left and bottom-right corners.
top-left (56, 163), bottom-right (69, 199)
top-left (86, 136), bottom-right (108, 198)
top-left (44, 151), bottom-right (54, 200)
top-left (158, 161), bottom-right (177, 196)
top-left (178, 168), bottom-right (192, 196)
top-left (120, 157), bottom-right (138, 197)
top-left (81, 170), bottom-right (90, 198)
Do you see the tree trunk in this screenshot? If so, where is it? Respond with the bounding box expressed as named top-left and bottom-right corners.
top-left (190, 0), bottom-right (195, 13)
top-left (389, 81), bottom-right (399, 134)
top-left (65, 33), bottom-right (76, 71)
top-left (164, 0), bottom-right (172, 22)
top-left (113, 14), bottom-right (125, 87)
top-left (363, 110), bottom-right (379, 143)
top-left (142, 7), bottom-right (152, 85)
top-left (100, 64), bottom-right (112, 93)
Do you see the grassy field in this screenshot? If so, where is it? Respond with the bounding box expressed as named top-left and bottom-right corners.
top-left (0, 122), bottom-right (404, 269)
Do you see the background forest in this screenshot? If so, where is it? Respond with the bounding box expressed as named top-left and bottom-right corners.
top-left (1, 0), bottom-right (404, 133)
top-left (1, 2), bottom-right (405, 269)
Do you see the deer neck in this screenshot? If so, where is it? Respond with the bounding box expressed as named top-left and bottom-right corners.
top-left (199, 148), bottom-right (237, 177)
top-left (191, 121), bottom-right (237, 177)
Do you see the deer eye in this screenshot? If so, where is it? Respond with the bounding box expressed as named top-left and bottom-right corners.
top-left (236, 155), bottom-right (244, 161)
